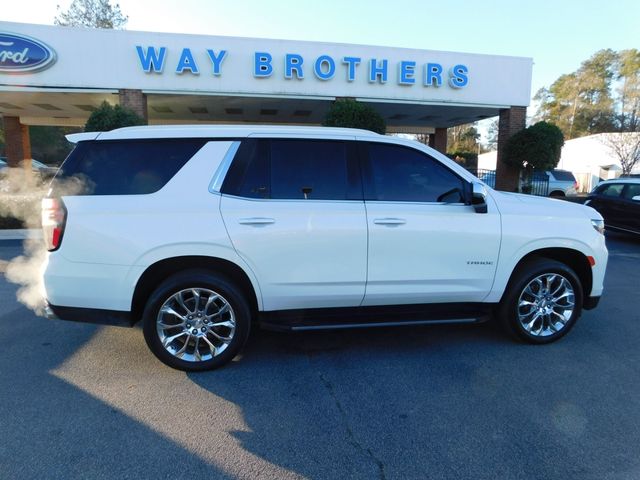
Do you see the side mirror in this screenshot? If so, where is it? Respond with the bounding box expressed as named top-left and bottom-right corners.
top-left (632, 195), bottom-right (640, 202)
top-left (471, 182), bottom-right (488, 214)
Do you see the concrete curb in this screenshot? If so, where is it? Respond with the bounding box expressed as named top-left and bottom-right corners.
top-left (0, 229), bottom-right (42, 241)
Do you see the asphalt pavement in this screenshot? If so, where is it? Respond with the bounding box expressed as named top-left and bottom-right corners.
top-left (0, 233), bottom-right (639, 479)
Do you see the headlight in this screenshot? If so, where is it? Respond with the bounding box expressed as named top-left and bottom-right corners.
top-left (591, 219), bottom-right (605, 234)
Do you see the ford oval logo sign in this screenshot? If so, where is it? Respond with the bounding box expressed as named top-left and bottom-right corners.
top-left (0, 32), bottom-right (56, 74)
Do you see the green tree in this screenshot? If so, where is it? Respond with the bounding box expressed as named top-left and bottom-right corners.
top-left (85, 101), bottom-right (144, 131)
top-left (447, 123), bottom-right (481, 153)
top-left (502, 122), bottom-right (564, 190)
top-left (535, 49), bottom-right (622, 139)
top-left (617, 49), bottom-right (640, 132)
top-left (29, 126), bottom-right (82, 165)
top-left (54, 0), bottom-right (128, 29)
top-left (323, 99), bottom-right (386, 134)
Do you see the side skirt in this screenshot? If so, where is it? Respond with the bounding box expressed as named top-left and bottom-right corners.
top-left (259, 303), bottom-right (495, 332)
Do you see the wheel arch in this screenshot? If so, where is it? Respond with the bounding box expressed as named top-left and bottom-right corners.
top-left (503, 247), bottom-right (592, 305)
top-left (131, 256), bottom-right (261, 324)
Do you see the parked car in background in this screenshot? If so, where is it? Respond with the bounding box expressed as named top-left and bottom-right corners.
top-left (475, 169), bottom-right (578, 197)
top-left (547, 170), bottom-right (579, 197)
top-left (0, 157), bottom-right (58, 180)
top-left (585, 178), bottom-right (640, 236)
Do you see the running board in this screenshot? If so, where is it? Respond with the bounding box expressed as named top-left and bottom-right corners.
top-left (259, 303), bottom-right (495, 332)
top-left (287, 317), bottom-right (486, 332)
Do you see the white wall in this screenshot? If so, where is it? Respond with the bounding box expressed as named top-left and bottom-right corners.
top-left (0, 21), bottom-right (532, 108)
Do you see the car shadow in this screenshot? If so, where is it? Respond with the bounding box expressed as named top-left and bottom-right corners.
top-left (0, 291), bottom-right (227, 479)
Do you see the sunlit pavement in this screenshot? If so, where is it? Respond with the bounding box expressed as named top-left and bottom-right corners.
top-left (1, 233), bottom-right (639, 479)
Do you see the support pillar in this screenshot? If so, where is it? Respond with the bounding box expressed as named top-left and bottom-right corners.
top-left (118, 89), bottom-right (148, 123)
top-left (429, 127), bottom-right (447, 154)
top-left (495, 106), bottom-right (526, 192)
top-left (3, 116), bottom-right (32, 170)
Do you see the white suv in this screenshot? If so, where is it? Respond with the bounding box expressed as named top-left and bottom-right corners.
top-left (42, 125), bottom-right (608, 371)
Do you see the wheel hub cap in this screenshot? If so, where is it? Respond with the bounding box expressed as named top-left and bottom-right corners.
top-left (517, 273), bottom-right (575, 337)
top-left (156, 288), bottom-right (236, 362)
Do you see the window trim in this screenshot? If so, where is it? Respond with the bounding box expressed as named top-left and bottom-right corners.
top-left (359, 142), bottom-right (471, 205)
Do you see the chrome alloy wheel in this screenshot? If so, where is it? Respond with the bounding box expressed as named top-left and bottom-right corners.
top-left (517, 274), bottom-right (575, 337)
top-left (156, 288), bottom-right (236, 362)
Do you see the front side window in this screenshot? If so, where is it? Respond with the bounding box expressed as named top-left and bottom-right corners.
top-left (622, 183), bottom-right (640, 200)
top-left (598, 183), bottom-right (624, 198)
top-left (364, 143), bottom-right (465, 203)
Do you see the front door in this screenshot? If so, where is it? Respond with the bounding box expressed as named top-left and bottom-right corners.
top-left (361, 142), bottom-right (501, 306)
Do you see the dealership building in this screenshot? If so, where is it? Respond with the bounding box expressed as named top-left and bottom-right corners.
top-left (0, 21), bottom-right (533, 189)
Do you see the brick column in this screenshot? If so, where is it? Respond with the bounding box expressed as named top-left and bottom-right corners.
top-left (431, 127), bottom-right (447, 154)
top-left (495, 107), bottom-right (526, 192)
top-left (3, 116), bottom-right (32, 168)
top-left (118, 89), bottom-right (148, 123)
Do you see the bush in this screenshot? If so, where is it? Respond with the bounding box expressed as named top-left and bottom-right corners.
top-left (502, 121), bottom-right (564, 171)
top-left (85, 101), bottom-right (145, 132)
top-left (446, 151), bottom-right (478, 169)
top-left (323, 99), bottom-right (386, 134)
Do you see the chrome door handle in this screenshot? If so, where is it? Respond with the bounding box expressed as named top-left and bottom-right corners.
top-left (238, 217), bottom-right (276, 225)
top-left (373, 218), bottom-right (406, 225)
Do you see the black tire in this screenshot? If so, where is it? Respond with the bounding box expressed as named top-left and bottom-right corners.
top-left (142, 269), bottom-right (251, 371)
top-left (496, 258), bottom-right (583, 344)
top-left (549, 191), bottom-right (565, 198)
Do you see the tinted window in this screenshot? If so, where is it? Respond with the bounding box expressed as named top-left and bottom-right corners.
top-left (622, 183), bottom-right (640, 200)
top-left (270, 140), bottom-right (349, 200)
top-left (222, 139), bottom-right (355, 201)
top-left (221, 139), bottom-right (269, 198)
top-left (598, 183), bottom-right (624, 197)
top-left (55, 139), bottom-right (206, 195)
top-left (365, 143), bottom-right (465, 202)
top-left (551, 170), bottom-right (576, 181)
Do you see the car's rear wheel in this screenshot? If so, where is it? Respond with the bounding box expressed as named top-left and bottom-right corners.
top-left (142, 270), bottom-right (251, 371)
top-left (497, 258), bottom-right (583, 344)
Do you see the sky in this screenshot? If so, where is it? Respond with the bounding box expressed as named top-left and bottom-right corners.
top-left (2, 0), bottom-right (638, 131)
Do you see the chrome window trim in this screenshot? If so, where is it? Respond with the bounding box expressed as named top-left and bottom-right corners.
top-left (209, 141), bottom-right (241, 193)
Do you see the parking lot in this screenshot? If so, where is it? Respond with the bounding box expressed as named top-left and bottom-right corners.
top-left (1, 233), bottom-right (639, 480)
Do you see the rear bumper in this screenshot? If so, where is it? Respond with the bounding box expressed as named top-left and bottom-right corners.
top-left (583, 296), bottom-right (601, 310)
top-left (45, 302), bottom-right (133, 327)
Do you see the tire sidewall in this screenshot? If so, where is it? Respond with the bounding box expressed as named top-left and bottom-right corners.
top-left (500, 259), bottom-right (583, 344)
top-left (142, 270), bottom-right (251, 371)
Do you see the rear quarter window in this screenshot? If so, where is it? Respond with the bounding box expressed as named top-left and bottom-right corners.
top-left (550, 170), bottom-right (576, 181)
top-left (53, 139), bottom-right (206, 195)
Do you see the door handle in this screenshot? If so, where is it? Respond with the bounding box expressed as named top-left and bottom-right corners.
top-left (373, 218), bottom-right (406, 225)
top-left (238, 217), bottom-right (276, 225)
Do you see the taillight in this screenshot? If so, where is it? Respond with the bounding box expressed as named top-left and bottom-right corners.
top-left (42, 197), bottom-right (67, 251)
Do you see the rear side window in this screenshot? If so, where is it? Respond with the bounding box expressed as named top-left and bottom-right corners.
top-left (364, 143), bottom-right (465, 203)
top-left (222, 139), bottom-right (358, 201)
top-left (54, 139), bottom-right (206, 195)
top-left (550, 170), bottom-right (576, 181)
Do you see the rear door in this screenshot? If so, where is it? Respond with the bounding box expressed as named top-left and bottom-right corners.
top-left (219, 138), bottom-right (367, 311)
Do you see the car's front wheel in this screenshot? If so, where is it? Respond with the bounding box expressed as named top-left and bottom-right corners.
top-left (497, 258), bottom-right (583, 344)
top-left (142, 270), bottom-right (251, 371)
